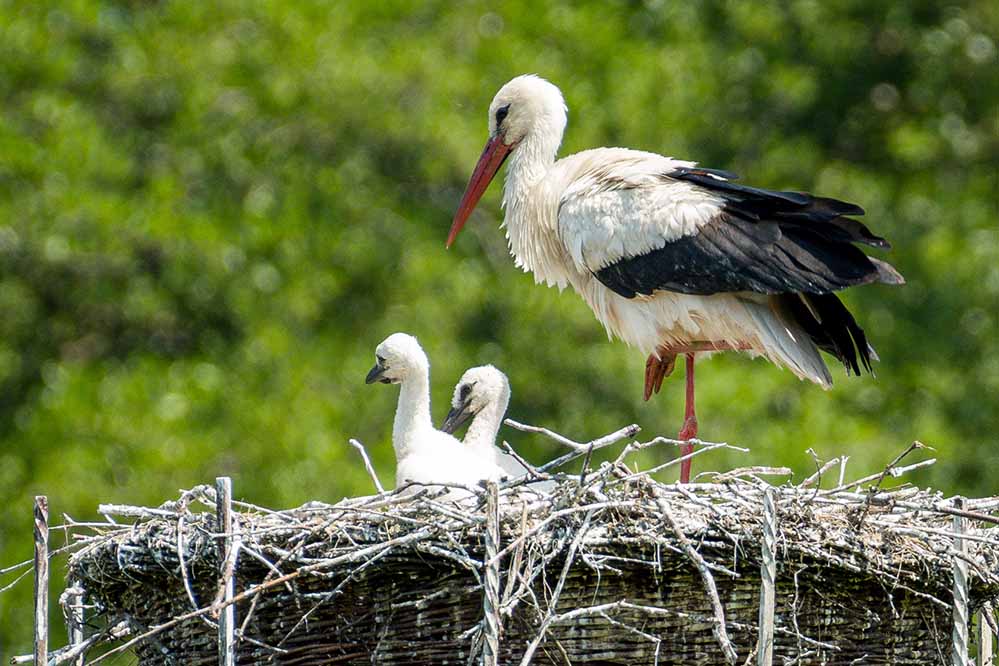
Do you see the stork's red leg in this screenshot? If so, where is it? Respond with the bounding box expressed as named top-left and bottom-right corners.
top-left (677, 353), bottom-right (698, 483)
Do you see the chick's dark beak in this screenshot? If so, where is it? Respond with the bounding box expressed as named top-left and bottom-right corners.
top-left (440, 399), bottom-right (474, 434)
top-left (365, 361), bottom-right (388, 385)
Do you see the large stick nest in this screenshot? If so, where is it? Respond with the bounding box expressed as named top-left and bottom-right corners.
top-left (66, 437), bottom-right (999, 666)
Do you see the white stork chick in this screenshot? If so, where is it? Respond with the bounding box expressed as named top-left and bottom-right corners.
top-left (365, 333), bottom-right (503, 494)
top-left (447, 75), bottom-right (904, 483)
top-left (440, 365), bottom-right (530, 479)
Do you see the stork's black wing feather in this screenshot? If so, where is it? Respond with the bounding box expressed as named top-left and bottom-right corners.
top-left (670, 167), bottom-right (886, 246)
top-left (594, 168), bottom-right (903, 300)
top-left (777, 292), bottom-right (875, 376)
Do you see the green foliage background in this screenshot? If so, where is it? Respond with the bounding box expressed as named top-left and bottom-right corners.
top-left (1, 0), bottom-right (997, 657)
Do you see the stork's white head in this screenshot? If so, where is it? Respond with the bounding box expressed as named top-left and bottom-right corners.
top-left (447, 75), bottom-right (567, 248)
top-left (487, 75), bottom-right (567, 148)
top-left (365, 333), bottom-right (429, 385)
top-left (440, 365), bottom-right (511, 434)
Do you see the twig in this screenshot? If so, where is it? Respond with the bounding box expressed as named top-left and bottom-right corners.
top-left (845, 442), bottom-right (931, 492)
top-left (0, 568), bottom-right (32, 595)
top-left (831, 491), bottom-right (999, 526)
top-left (713, 467), bottom-right (792, 483)
top-left (500, 503), bottom-right (529, 615)
top-left (0, 559), bottom-right (32, 576)
top-left (60, 584), bottom-right (85, 666)
top-left (177, 514), bottom-right (215, 630)
top-left (518, 510), bottom-right (596, 666)
top-left (889, 458), bottom-right (937, 477)
top-left (501, 421), bottom-right (640, 474)
top-left (97, 504), bottom-right (179, 519)
top-left (276, 546), bottom-right (395, 646)
top-left (801, 455), bottom-right (842, 489)
top-left (349, 439), bottom-right (385, 494)
top-left (11, 621), bottom-right (131, 665)
top-left (615, 439), bottom-right (749, 482)
top-left (487, 501), bottom-right (643, 566)
top-left (657, 496), bottom-right (738, 664)
top-left (497, 441), bottom-right (547, 481)
top-left (503, 419), bottom-right (591, 451)
top-left (238, 541), bottom-right (303, 638)
top-left (855, 441), bottom-right (931, 527)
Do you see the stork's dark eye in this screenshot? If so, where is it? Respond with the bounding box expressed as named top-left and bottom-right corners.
top-left (459, 384), bottom-right (472, 400)
top-left (495, 104), bottom-right (510, 126)
top-left (376, 355), bottom-right (385, 364)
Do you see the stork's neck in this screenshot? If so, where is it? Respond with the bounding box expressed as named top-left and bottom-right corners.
top-left (502, 129), bottom-right (559, 211)
top-left (501, 128), bottom-right (572, 287)
top-left (463, 397), bottom-right (507, 457)
top-left (392, 364), bottom-right (432, 459)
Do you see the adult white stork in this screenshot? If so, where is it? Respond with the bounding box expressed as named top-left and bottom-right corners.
top-left (446, 75), bottom-right (903, 483)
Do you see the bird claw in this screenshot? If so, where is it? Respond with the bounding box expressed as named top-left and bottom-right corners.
top-left (643, 352), bottom-right (677, 401)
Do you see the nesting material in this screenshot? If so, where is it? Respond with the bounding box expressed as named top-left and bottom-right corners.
top-left (64, 433), bottom-right (999, 666)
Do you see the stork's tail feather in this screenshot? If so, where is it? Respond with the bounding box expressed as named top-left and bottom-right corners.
top-left (870, 258), bottom-right (906, 286)
top-left (779, 293), bottom-right (875, 377)
top-left (745, 300), bottom-right (832, 387)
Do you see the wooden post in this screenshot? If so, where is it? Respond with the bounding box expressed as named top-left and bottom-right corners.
top-left (482, 481), bottom-right (501, 666)
top-left (978, 609), bottom-right (995, 666)
top-left (216, 477), bottom-right (236, 666)
top-left (33, 496), bottom-right (49, 666)
top-left (757, 486), bottom-right (776, 666)
top-left (67, 585), bottom-right (86, 666)
top-left (953, 497), bottom-right (970, 666)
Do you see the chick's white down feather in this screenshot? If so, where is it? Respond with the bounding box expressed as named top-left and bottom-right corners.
top-left (447, 365), bottom-right (530, 479)
top-left (371, 333), bottom-right (503, 492)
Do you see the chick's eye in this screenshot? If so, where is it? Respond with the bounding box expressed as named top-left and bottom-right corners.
top-left (495, 104), bottom-right (510, 126)
top-left (459, 384), bottom-right (472, 400)
top-left (376, 355), bottom-right (385, 364)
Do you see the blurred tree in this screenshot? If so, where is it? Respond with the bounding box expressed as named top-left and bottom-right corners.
top-left (0, 0), bottom-right (997, 656)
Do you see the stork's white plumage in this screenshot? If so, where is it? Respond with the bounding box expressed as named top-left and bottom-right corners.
top-left (447, 75), bottom-right (904, 482)
top-left (365, 333), bottom-right (503, 494)
top-left (440, 365), bottom-right (530, 479)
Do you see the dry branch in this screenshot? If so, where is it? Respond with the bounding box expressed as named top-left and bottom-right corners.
top-left (348, 439), bottom-right (385, 494)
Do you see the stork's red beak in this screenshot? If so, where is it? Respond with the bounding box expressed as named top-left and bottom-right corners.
top-left (446, 136), bottom-right (512, 248)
